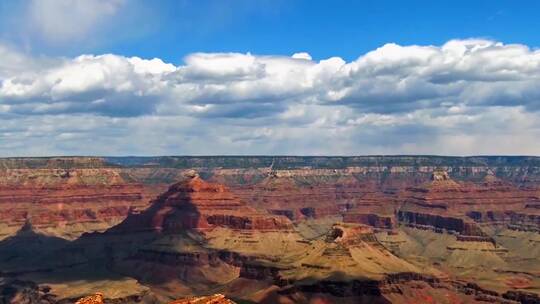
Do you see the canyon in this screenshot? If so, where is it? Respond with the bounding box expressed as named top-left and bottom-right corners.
top-left (0, 156), bottom-right (540, 303)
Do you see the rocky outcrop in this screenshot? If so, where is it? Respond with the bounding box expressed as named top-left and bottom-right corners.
top-left (70, 292), bottom-right (158, 304)
top-left (75, 293), bottom-right (104, 304)
top-left (169, 294), bottom-right (236, 304)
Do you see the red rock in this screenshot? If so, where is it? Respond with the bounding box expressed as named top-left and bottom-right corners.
top-left (111, 175), bottom-right (292, 233)
top-left (75, 293), bottom-right (104, 304)
top-left (0, 168), bottom-right (165, 238)
top-left (227, 173), bottom-right (398, 224)
top-left (342, 213), bottom-right (396, 229)
top-left (169, 294), bottom-right (236, 304)
top-left (397, 170), bottom-right (540, 237)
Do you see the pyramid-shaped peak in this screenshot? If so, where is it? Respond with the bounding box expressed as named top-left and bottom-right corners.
top-left (172, 175), bottom-right (227, 193)
top-left (110, 175), bottom-right (292, 232)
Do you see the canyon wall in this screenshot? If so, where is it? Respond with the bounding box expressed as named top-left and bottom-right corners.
top-left (2, 156), bottom-right (540, 238)
top-left (1, 156), bottom-right (540, 303)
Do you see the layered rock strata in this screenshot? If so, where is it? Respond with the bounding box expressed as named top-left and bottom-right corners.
top-left (110, 174), bottom-right (292, 233)
top-left (0, 167), bottom-right (164, 239)
top-left (398, 170), bottom-right (540, 237)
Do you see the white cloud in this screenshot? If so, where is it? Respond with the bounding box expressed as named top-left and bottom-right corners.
top-left (2, 39), bottom-right (540, 155)
top-left (1, 53), bottom-right (174, 116)
top-left (292, 52), bottom-right (312, 60)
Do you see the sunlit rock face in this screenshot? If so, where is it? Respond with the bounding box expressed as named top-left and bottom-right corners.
top-left (75, 293), bottom-right (104, 304)
top-left (169, 294), bottom-right (236, 304)
top-left (111, 174), bottom-right (293, 233)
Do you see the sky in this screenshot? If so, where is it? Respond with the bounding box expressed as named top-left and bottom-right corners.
top-left (1, 0), bottom-right (540, 156)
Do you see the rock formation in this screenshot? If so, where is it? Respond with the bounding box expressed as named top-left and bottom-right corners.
top-left (398, 169), bottom-right (539, 236)
top-left (111, 174), bottom-right (292, 233)
top-left (0, 156), bottom-right (540, 303)
top-left (0, 167), bottom-right (163, 239)
top-left (169, 294), bottom-right (236, 304)
top-left (75, 293), bottom-right (104, 304)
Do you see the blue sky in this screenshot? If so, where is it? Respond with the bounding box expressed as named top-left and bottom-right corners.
top-left (3, 0), bottom-right (540, 62)
top-left (1, 1), bottom-right (540, 156)
top-left (116, 0), bottom-right (540, 63)
top-left (123, 1), bottom-right (540, 63)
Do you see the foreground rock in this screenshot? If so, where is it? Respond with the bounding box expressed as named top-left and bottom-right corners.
top-left (75, 293), bottom-right (104, 304)
top-left (169, 294), bottom-right (236, 304)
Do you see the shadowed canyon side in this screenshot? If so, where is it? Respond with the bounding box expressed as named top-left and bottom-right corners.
top-left (0, 157), bottom-right (540, 303)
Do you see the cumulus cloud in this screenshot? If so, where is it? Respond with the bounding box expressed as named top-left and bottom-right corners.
top-left (1, 53), bottom-right (174, 116)
top-left (2, 39), bottom-right (540, 155)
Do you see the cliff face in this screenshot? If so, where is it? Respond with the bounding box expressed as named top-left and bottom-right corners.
top-left (2, 156), bottom-right (540, 250)
top-left (2, 156), bottom-right (540, 238)
top-left (0, 167), bottom-right (164, 239)
top-left (397, 171), bottom-right (540, 237)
